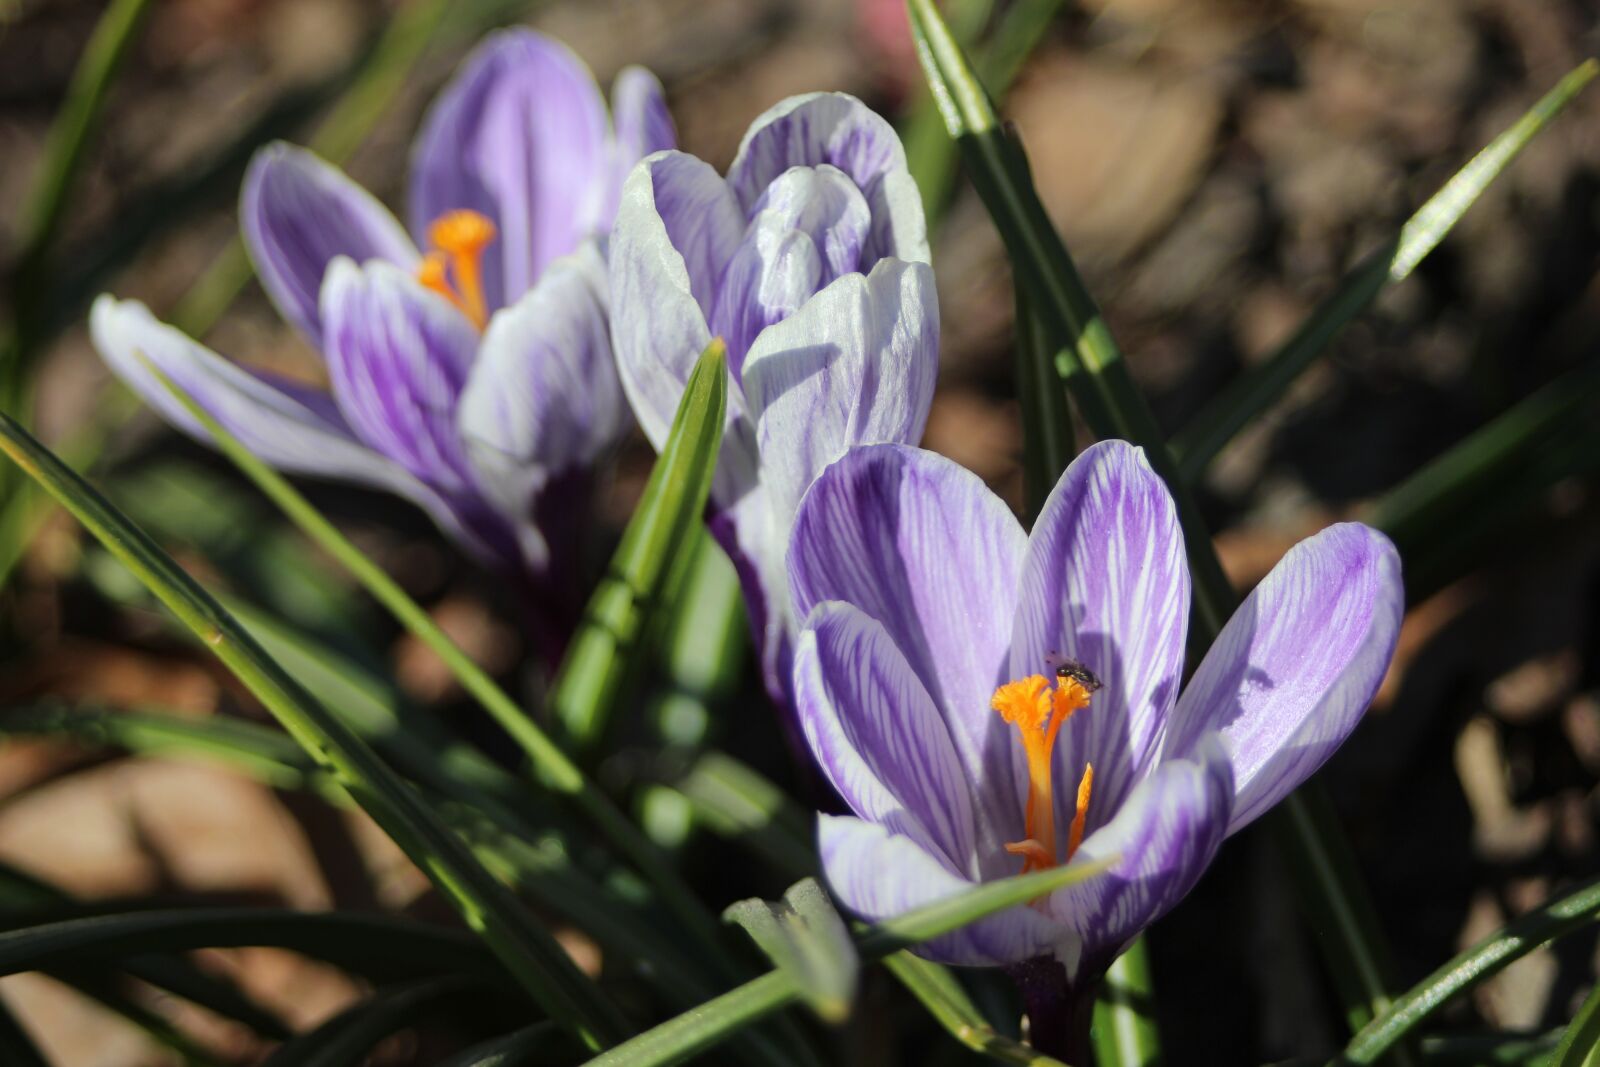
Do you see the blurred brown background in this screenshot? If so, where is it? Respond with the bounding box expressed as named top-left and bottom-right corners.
top-left (1, 0), bottom-right (1598, 1062)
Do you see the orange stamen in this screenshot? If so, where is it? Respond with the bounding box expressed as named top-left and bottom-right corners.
top-left (414, 209), bottom-right (496, 330)
top-left (992, 670), bottom-right (1097, 874)
top-left (1065, 763), bottom-right (1093, 861)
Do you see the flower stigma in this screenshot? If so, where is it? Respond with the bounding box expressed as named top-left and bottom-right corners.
top-left (990, 663), bottom-right (1099, 874)
top-left (417, 209), bottom-right (496, 330)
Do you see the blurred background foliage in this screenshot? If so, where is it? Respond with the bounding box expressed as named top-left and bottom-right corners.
top-left (0, 0), bottom-right (1598, 1063)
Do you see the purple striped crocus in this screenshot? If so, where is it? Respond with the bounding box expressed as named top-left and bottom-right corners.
top-left (789, 440), bottom-right (1402, 1042)
top-left (91, 29), bottom-right (674, 651)
top-left (607, 92), bottom-right (937, 709)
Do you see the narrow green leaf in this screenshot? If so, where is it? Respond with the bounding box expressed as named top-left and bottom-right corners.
top-left (906, 0), bottom-right (1404, 1040)
top-left (1092, 937), bottom-right (1161, 1067)
top-left (1171, 59), bottom-right (1599, 481)
top-left (138, 349), bottom-right (736, 986)
top-left (0, 859), bottom-right (290, 1041)
top-left (0, 908), bottom-right (502, 983)
top-left (1554, 982), bottom-right (1600, 1067)
top-left (725, 879), bottom-right (859, 1024)
top-left (0, 412), bottom-right (627, 1049)
top-left (582, 859), bottom-right (1116, 1067)
top-left (436, 1022), bottom-right (567, 1067)
top-left (1014, 287), bottom-right (1075, 525)
top-left (552, 339), bottom-right (728, 752)
top-left (1421, 1031), bottom-right (1561, 1066)
top-left (881, 952), bottom-right (1066, 1066)
top-left (262, 976), bottom-right (479, 1067)
top-left (1335, 877), bottom-right (1600, 1065)
top-left (1548, 985), bottom-right (1600, 1067)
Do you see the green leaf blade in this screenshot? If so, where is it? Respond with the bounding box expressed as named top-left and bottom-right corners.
top-left (725, 879), bottom-right (859, 1024)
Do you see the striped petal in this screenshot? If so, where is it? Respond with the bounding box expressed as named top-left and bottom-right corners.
top-left (1009, 441), bottom-right (1190, 840)
top-left (319, 258), bottom-right (479, 494)
top-left (409, 29), bottom-right (610, 309)
top-left (241, 144), bottom-right (418, 348)
top-left (819, 815), bottom-right (1071, 968)
top-left (725, 92), bottom-right (928, 267)
top-left (607, 66), bottom-right (676, 219)
top-left (457, 243), bottom-right (625, 572)
top-left (789, 444), bottom-right (1027, 871)
top-left (608, 150), bottom-right (744, 453)
top-left (795, 601), bottom-right (977, 867)
top-left (742, 259), bottom-right (937, 541)
top-left (1041, 750), bottom-right (1234, 973)
top-left (1161, 523), bottom-right (1403, 834)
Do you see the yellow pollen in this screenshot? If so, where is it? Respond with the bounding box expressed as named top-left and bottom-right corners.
top-left (415, 209), bottom-right (496, 330)
top-left (992, 670), bottom-right (1097, 873)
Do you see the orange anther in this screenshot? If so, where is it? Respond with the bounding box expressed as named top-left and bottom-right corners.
top-left (994, 665), bottom-right (1100, 875)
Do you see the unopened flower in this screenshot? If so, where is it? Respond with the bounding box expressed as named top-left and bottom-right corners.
top-left (608, 92), bottom-right (936, 707)
top-left (92, 30), bottom-right (673, 646)
top-left (789, 441), bottom-right (1402, 989)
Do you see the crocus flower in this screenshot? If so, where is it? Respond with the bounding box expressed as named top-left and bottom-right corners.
top-left (789, 441), bottom-right (1402, 1010)
top-left (91, 29), bottom-right (674, 649)
top-left (608, 92), bottom-right (936, 707)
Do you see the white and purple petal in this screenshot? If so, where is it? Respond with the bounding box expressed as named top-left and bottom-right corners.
top-left (1010, 441), bottom-right (1191, 834)
top-left (1161, 523), bottom-right (1403, 834)
top-left (708, 164), bottom-right (874, 368)
top-left (795, 601), bottom-right (978, 867)
top-left (743, 259), bottom-right (937, 538)
top-left (819, 815), bottom-right (1071, 968)
top-left (788, 444), bottom-right (1027, 868)
top-left (725, 93), bottom-right (928, 267)
top-left (608, 150), bottom-right (745, 452)
top-left (1041, 750), bottom-right (1234, 972)
top-left (409, 29), bottom-right (610, 309)
top-left (240, 144), bottom-right (418, 348)
top-left (319, 258), bottom-right (480, 493)
top-left (607, 66), bottom-right (677, 218)
top-left (457, 243), bottom-right (624, 571)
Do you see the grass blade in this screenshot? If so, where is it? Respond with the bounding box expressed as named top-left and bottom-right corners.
top-left (725, 879), bottom-right (859, 1024)
top-left (261, 976), bottom-right (479, 1067)
top-left (1014, 286), bottom-right (1075, 524)
top-left (1334, 877), bottom-right (1600, 1065)
top-left (906, 0), bottom-right (1406, 1042)
top-left (881, 952), bottom-right (1066, 1065)
top-left (1171, 59), bottom-right (1600, 481)
top-left (0, 412), bottom-right (627, 1048)
top-left (1553, 982), bottom-right (1600, 1067)
top-left (552, 340), bottom-right (729, 752)
top-left (436, 1021), bottom-right (566, 1066)
top-left (0, 908), bottom-right (501, 983)
top-left (1092, 937), bottom-right (1161, 1067)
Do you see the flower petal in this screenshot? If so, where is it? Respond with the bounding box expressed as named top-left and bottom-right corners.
top-left (241, 144), bottom-right (418, 348)
top-left (319, 258), bottom-right (480, 493)
top-left (708, 164), bottom-right (874, 369)
top-left (608, 150), bottom-right (744, 451)
top-left (91, 295), bottom-right (401, 487)
top-left (1162, 523), bottom-right (1403, 834)
top-left (1042, 750), bottom-right (1234, 972)
top-left (788, 444), bottom-right (1027, 871)
top-left (725, 92), bottom-right (928, 267)
top-left (1010, 441), bottom-right (1190, 837)
top-left (607, 65), bottom-right (676, 218)
top-left (409, 29), bottom-right (610, 308)
top-left (820, 815), bottom-right (1070, 968)
top-left (742, 259), bottom-right (938, 540)
top-left (795, 601), bottom-right (977, 868)
top-left (457, 243), bottom-right (625, 571)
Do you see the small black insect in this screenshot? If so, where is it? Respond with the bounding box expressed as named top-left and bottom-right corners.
top-left (1053, 658), bottom-right (1103, 692)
